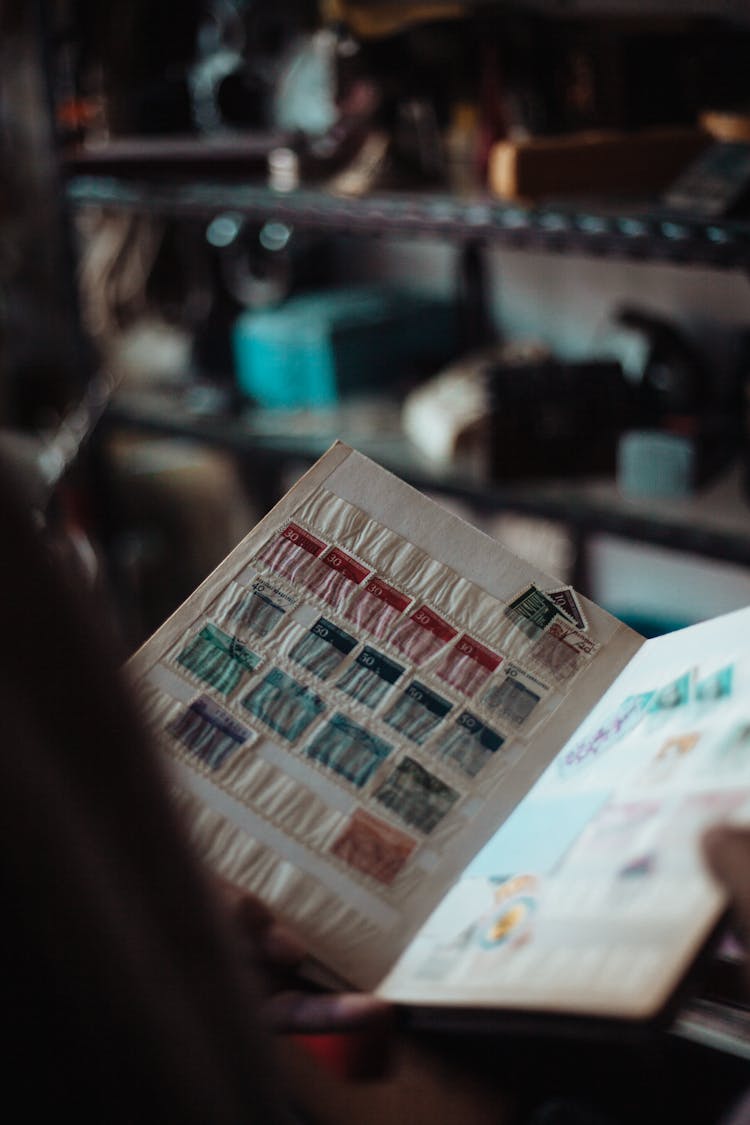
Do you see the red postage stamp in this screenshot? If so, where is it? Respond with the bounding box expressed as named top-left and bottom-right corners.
top-left (345, 576), bottom-right (412, 639)
top-left (257, 523), bottom-right (327, 584)
top-left (434, 634), bottom-right (502, 696)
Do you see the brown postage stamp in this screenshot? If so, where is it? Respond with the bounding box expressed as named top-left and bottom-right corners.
top-left (330, 808), bottom-right (416, 885)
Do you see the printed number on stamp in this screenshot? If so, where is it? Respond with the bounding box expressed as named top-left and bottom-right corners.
top-left (257, 523), bottom-right (327, 584)
top-left (344, 576), bottom-right (412, 639)
top-left (389, 605), bottom-right (458, 664)
top-left (301, 547), bottom-right (371, 610)
top-left (384, 681), bottom-right (453, 744)
top-left (434, 634), bottom-right (502, 697)
top-left (289, 618), bottom-right (357, 679)
top-left (437, 712), bottom-right (506, 778)
top-left (336, 647), bottom-right (405, 708)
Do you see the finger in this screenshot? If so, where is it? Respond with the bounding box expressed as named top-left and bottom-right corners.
top-left (264, 989), bottom-right (393, 1035)
top-left (212, 878), bottom-right (309, 975)
top-left (703, 825), bottom-right (750, 887)
top-left (260, 923), bottom-right (307, 968)
top-left (215, 879), bottom-right (275, 930)
top-left (702, 825), bottom-right (750, 926)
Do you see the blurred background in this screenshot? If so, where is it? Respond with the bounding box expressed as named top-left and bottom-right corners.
top-left (5, 0), bottom-right (750, 653)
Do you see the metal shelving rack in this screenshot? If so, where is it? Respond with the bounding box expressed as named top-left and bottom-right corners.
top-left (63, 150), bottom-right (750, 590)
top-left (100, 387), bottom-right (750, 580)
top-left (67, 172), bottom-right (750, 271)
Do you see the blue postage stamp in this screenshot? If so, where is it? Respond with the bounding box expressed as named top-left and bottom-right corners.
top-left (305, 712), bottom-right (393, 787)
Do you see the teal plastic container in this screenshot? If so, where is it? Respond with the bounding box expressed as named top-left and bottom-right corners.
top-left (232, 286), bottom-right (458, 407)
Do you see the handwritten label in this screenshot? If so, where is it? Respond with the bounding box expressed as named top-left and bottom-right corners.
top-left (559, 692), bottom-right (653, 778)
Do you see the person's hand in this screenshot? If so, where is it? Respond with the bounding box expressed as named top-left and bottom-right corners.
top-left (214, 876), bottom-right (394, 1036)
top-left (702, 825), bottom-right (750, 990)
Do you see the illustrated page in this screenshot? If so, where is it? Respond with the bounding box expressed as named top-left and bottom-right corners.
top-left (128, 444), bottom-right (643, 989)
top-left (379, 606), bottom-right (750, 1018)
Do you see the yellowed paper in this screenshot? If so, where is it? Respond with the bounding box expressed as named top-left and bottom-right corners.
top-left (380, 607), bottom-right (750, 1020)
top-left (128, 443), bottom-right (643, 990)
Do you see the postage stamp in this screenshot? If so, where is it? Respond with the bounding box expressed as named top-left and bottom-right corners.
top-left (229, 588), bottom-right (288, 638)
top-left (302, 546), bottom-right (371, 610)
top-left (241, 668), bottom-right (326, 741)
top-left (558, 691), bottom-right (653, 779)
top-left (257, 522), bottom-right (327, 585)
top-left (436, 711), bottom-right (506, 778)
top-left (529, 619), bottom-right (596, 682)
top-left (434, 634), bottom-right (502, 697)
top-left (335, 646), bottom-right (405, 708)
top-left (330, 809), bottom-right (416, 885)
top-left (388, 605), bottom-right (458, 664)
top-left (544, 586), bottom-right (588, 632)
top-left (640, 731), bottom-right (702, 785)
top-left (504, 585), bottom-right (563, 639)
top-left (167, 695), bottom-right (250, 770)
top-left (383, 680), bottom-right (453, 744)
top-left (344, 576), bottom-right (412, 640)
top-left (646, 670), bottom-right (693, 714)
top-left (695, 664), bottom-right (734, 703)
top-left (305, 712), bottom-right (393, 788)
top-left (482, 669), bottom-right (542, 727)
top-left (176, 623), bottom-right (261, 695)
top-left (289, 617), bottom-right (357, 679)
top-left (711, 721), bottom-right (750, 775)
top-left (374, 756), bottom-right (459, 834)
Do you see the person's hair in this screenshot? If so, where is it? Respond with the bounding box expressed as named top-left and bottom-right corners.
top-left (0, 456), bottom-right (285, 1120)
top-left (0, 0), bottom-right (84, 426)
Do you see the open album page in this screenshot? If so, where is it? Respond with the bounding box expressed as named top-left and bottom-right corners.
top-left (128, 444), bottom-right (643, 990)
top-left (379, 606), bottom-right (750, 1019)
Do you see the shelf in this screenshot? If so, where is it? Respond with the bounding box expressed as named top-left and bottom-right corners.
top-left (101, 389), bottom-right (750, 570)
top-left (66, 171), bottom-right (750, 271)
top-left (469, 0), bottom-right (750, 15)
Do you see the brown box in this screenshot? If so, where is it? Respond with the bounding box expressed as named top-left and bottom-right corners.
top-left (488, 126), bottom-right (710, 203)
